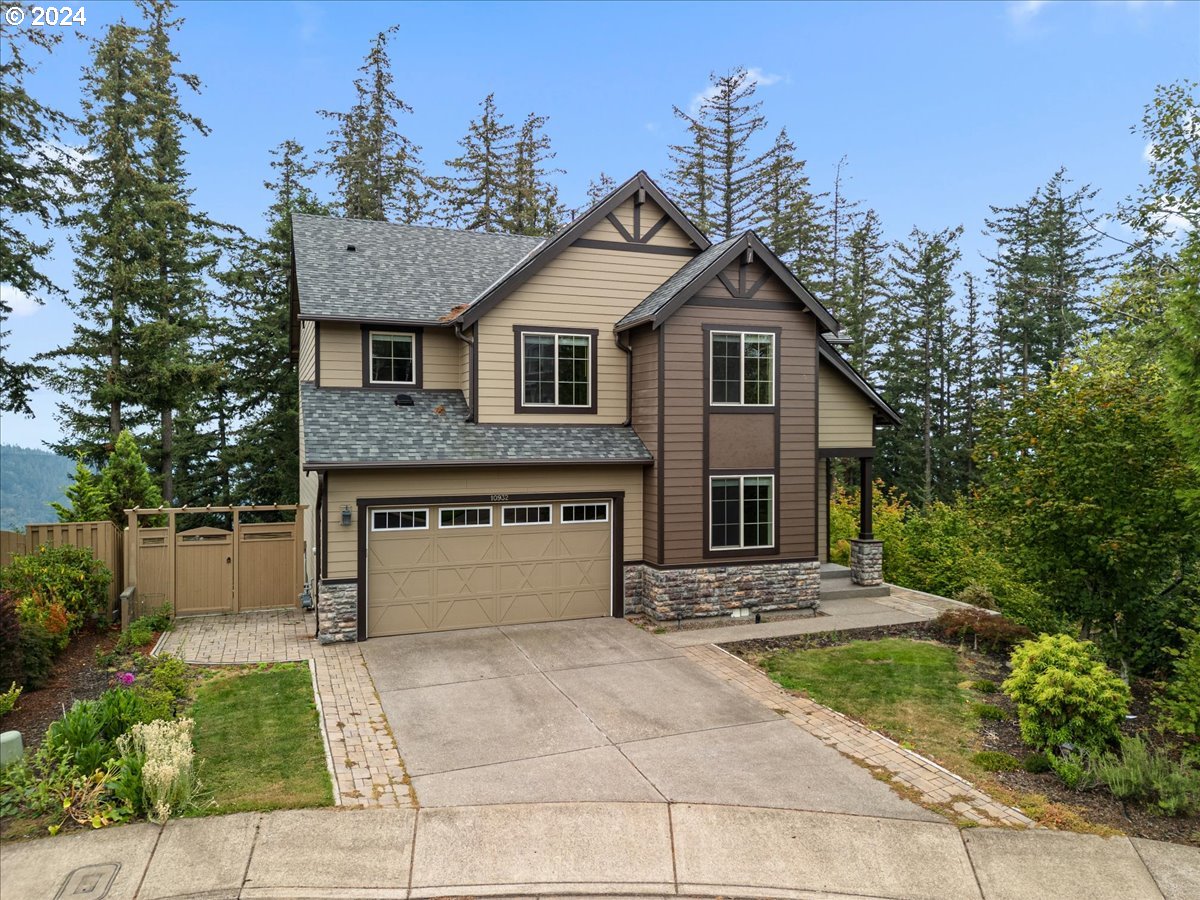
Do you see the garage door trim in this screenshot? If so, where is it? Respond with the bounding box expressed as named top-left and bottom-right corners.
top-left (355, 490), bottom-right (625, 640)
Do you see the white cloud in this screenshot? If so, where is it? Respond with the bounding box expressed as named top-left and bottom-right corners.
top-left (689, 67), bottom-right (782, 114)
top-left (1008, 0), bottom-right (1050, 23)
top-left (293, 1), bottom-right (322, 43)
top-left (0, 285), bottom-right (41, 318)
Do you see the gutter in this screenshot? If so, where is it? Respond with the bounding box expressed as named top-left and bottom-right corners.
top-left (453, 322), bottom-right (476, 423)
top-left (614, 330), bottom-right (633, 426)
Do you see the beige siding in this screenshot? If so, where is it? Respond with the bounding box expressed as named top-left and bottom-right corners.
top-left (819, 359), bottom-right (875, 448)
top-left (299, 320), bottom-right (316, 383)
top-left (320, 322), bottom-right (361, 387)
top-left (324, 465), bottom-right (644, 580)
top-left (318, 322), bottom-right (463, 390)
top-left (584, 197), bottom-right (698, 250)
top-left (475, 236), bottom-right (691, 424)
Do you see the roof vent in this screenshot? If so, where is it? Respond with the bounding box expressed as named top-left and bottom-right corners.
top-left (394, 394), bottom-right (414, 407)
top-left (346, 244), bottom-right (356, 252)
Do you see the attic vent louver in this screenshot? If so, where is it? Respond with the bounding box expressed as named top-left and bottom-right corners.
top-left (394, 394), bottom-right (414, 406)
top-left (346, 244), bottom-right (356, 252)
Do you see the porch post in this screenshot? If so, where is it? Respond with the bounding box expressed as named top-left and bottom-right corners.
top-left (850, 454), bottom-right (883, 586)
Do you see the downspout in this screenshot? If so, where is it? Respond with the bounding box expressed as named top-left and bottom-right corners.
top-left (454, 322), bottom-right (476, 423)
top-left (615, 329), bottom-right (633, 427)
top-left (313, 470), bottom-right (326, 639)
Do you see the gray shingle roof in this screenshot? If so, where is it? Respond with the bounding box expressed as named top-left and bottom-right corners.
top-left (301, 384), bottom-right (652, 467)
top-left (292, 214), bottom-right (544, 323)
top-left (616, 236), bottom-right (741, 328)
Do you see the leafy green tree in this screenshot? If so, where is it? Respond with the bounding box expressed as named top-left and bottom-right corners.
top-left (51, 457), bottom-right (108, 522)
top-left (0, 18), bottom-right (72, 415)
top-left (1163, 235), bottom-right (1200, 519)
top-left (99, 431), bottom-right (164, 524)
top-left (321, 27), bottom-right (426, 223)
top-left (975, 341), bottom-right (1198, 674)
top-left (1125, 79), bottom-right (1200, 240)
top-left (441, 93), bottom-right (515, 232)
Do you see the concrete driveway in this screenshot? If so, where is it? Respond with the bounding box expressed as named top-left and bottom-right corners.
top-left (361, 617), bottom-right (940, 821)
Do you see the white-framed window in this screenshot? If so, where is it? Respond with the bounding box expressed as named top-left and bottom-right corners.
top-left (521, 331), bottom-right (592, 407)
top-left (709, 475), bottom-right (774, 550)
top-left (710, 331), bottom-right (774, 406)
top-left (502, 505), bottom-right (553, 526)
top-left (439, 507), bottom-right (492, 529)
top-left (369, 331), bottom-right (416, 384)
top-left (561, 503), bottom-right (608, 523)
top-left (371, 509), bottom-right (428, 531)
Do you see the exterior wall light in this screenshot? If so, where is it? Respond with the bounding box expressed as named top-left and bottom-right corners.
top-left (341, 505), bottom-right (352, 527)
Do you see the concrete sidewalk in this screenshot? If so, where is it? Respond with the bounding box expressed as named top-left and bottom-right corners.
top-left (3, 803), bottom-right (1195, 900)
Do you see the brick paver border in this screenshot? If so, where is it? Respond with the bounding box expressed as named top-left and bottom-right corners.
top-left (157, 610), bottom-right (414, 809)
top-left (684, 642), bottom-right (1036, 828)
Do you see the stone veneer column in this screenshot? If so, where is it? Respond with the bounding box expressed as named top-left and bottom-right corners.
top-left (849, 539), bottom-right (883, 586)
top-left (316, 580), bottom-right (358, 643)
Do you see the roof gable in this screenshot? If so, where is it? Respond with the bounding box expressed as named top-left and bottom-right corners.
top-left (456, 171), bottom-right (709, 327)
top-left (818, 340), bottom-right (901, 426)
top-left (615, 231), bottom-right (840, 334)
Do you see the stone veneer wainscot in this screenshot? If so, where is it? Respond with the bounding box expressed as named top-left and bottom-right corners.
top-left (317, 580), bottom-right (358, 643)
top-left (626, 561), bottom-right (821, 621)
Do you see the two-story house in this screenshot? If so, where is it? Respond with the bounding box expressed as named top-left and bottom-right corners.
top-left (291, 172), bottom-right (898, 642)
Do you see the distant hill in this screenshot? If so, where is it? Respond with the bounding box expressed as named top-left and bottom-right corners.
top-left (0, 444), bottom-right (74, 531)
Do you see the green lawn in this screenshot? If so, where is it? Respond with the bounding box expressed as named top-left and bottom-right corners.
top-left (761, 638), bottom-right (987, 779)
top-left (190, 663), bottom-right (333, 814)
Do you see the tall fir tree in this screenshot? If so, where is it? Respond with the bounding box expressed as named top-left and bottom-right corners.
top-left (822, 155), bottom-right (863, 315)
top-left (508, 112), bottom-right (563, 236)
top-left (321, 26), bottom-right (426, 223)
top-left (0, 21), bottom-right (73, 415)
top-left (584, 171), bottom-right (617, 207)
top-left (955, 272), bottom-right (988, 487)
top-left (47, 19), bottom-right (156, 464)
top-left (99, 430), bottom-right (163, 525)
top-left (441, 93), bottom-right (515, 232)
top-left (665, 108), bottom-right (714, 236)
top-left (839, 209), bottom-right (888, 375)
top-left (754, 128), bottom-right (828, 286)
top-left (51, 456), bottom-right (108, 522)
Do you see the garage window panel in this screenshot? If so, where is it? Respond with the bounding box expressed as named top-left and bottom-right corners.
top-left (439, 507), bottom-right (492, 529)
top-left (561, 503), bottom-right (608, 523)
top-left (502, 505), bottom-right (553, 526)
top-left (372, 509), bottom-right (428, 531)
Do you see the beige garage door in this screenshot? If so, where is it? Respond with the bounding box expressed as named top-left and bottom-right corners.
top-left (366, 501), bottom-right (612, 637)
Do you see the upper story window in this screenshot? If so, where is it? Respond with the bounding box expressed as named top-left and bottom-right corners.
top-left (369, 331), bottom-right (416, 385)
top-left (711, 331), bottom-right (774, 406)
top-left (516, 327), bottom-right (596, 411)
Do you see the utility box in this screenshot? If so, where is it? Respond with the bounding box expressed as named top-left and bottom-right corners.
top-left (0, 730), bottom-right (23, 770)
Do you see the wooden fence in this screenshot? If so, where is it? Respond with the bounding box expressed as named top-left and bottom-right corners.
top-left (0, 530), bottom-right (27, 568)
top-left (24, 521), bottom-right (125, 612)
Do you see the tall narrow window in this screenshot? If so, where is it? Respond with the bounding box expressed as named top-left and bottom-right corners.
top-left (520, 330), bottom-right (593, 408)
top-left (710, 475), bottom-right (774, 550)
top-left (709, 331), bottom-right (774, 406)
top-left (369, 332), bottom-right (415, 384)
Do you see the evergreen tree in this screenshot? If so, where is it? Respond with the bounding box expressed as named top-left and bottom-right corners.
top-left (441, 93), bottom-right (515, 232)
top-left (1163, 236), bottom-right (1200, 519)
top-left (665, 108), bottom-right (713, 236)
top-left (839, 209), bottom-right (888, 374)
top-left (0, 22), bottom-right (72, 415)
top-left (823, 155), bottom-right (863, 313)
top-left (508, 112), bottom-right (563, 236)
top-left (51, 457), bottom-right (108, 522)
top-left (584, 171), bottom-right (616, 206)
top-left (321, 27), bottom-right (426, 223)
top-left (754, 128), bottom-right (828, 286)
top-left (955, 272), bottom-right (987, 487)
top-left (876, 226), bottom-right (963, 505)
top-left (47, 20), bottom-right (156, 464)
top-left (98, 430), bottom-right (164, 525)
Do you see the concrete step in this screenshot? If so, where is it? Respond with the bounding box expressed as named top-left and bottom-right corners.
top-left (820, 583), bottom-right (892, 602)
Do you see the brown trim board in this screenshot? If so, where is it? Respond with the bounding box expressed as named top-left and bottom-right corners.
top-left (314, 321), bottom-right (322, 387)
top-left (818, 447), bottom-right (876, 458)
top-left (571, 238), bottom-right (696, 257)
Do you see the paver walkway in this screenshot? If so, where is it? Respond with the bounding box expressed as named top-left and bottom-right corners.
top-left (157, 610), bottom-right (412, 809)
top-left (685, 641), bottom-right (1036, 827)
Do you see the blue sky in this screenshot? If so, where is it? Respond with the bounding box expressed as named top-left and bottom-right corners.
top-left (1, 0), bottom-right (1196, 450)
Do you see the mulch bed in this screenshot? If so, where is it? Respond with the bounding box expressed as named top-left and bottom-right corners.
top-left (726, 624), bottom-right (1200, 847)
top-left (0, 626), bottom-right (124, 750)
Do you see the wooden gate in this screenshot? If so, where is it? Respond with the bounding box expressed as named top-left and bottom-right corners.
top-left (127, 505), bottom-right (305, 618)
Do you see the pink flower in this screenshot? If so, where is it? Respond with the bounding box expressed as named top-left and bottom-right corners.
top-left (118, 672), bottom-right (136, 686)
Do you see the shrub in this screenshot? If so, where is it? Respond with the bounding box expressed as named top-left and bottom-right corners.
top-left (973, 750), bottom-right (1021, 772)
top-left (116, 623), bottom-right (154, 654)
top-left (1050, 751), bottom-right (1092, 790)
top-left (1003, 634), bottom-right (1132, 752)
top-left (139, 603), bottom-right (173, 634)
top-left (0, 545), bottom-right (111, 635)
top-left (116, 718), bottom-right (200, 823)
top-left (933, 608), bottom-right (1033, 653)
top-left (44, 688), bottom-right (156, 775)
top-left (18, 621), bottom-right (57, 690)
top-left (955, 583), bottom-right (998, 611)
top-left (0, 682), bottom-right (21, 717)
top-left (973, 702), bottom-right (1007, 721)
top-left (1154, 625), bottom-right (1200, 738)
top-left (144, 654), bottom-right (191, 703)
top-left (1087, 734), bottom-right (1200, 817)
top-left (0, 589), bottom-right (55, 689)
top-left (972, 679), bottom-right (998, 693)
top-left (1023, 751), bottom-right (1053, 774)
